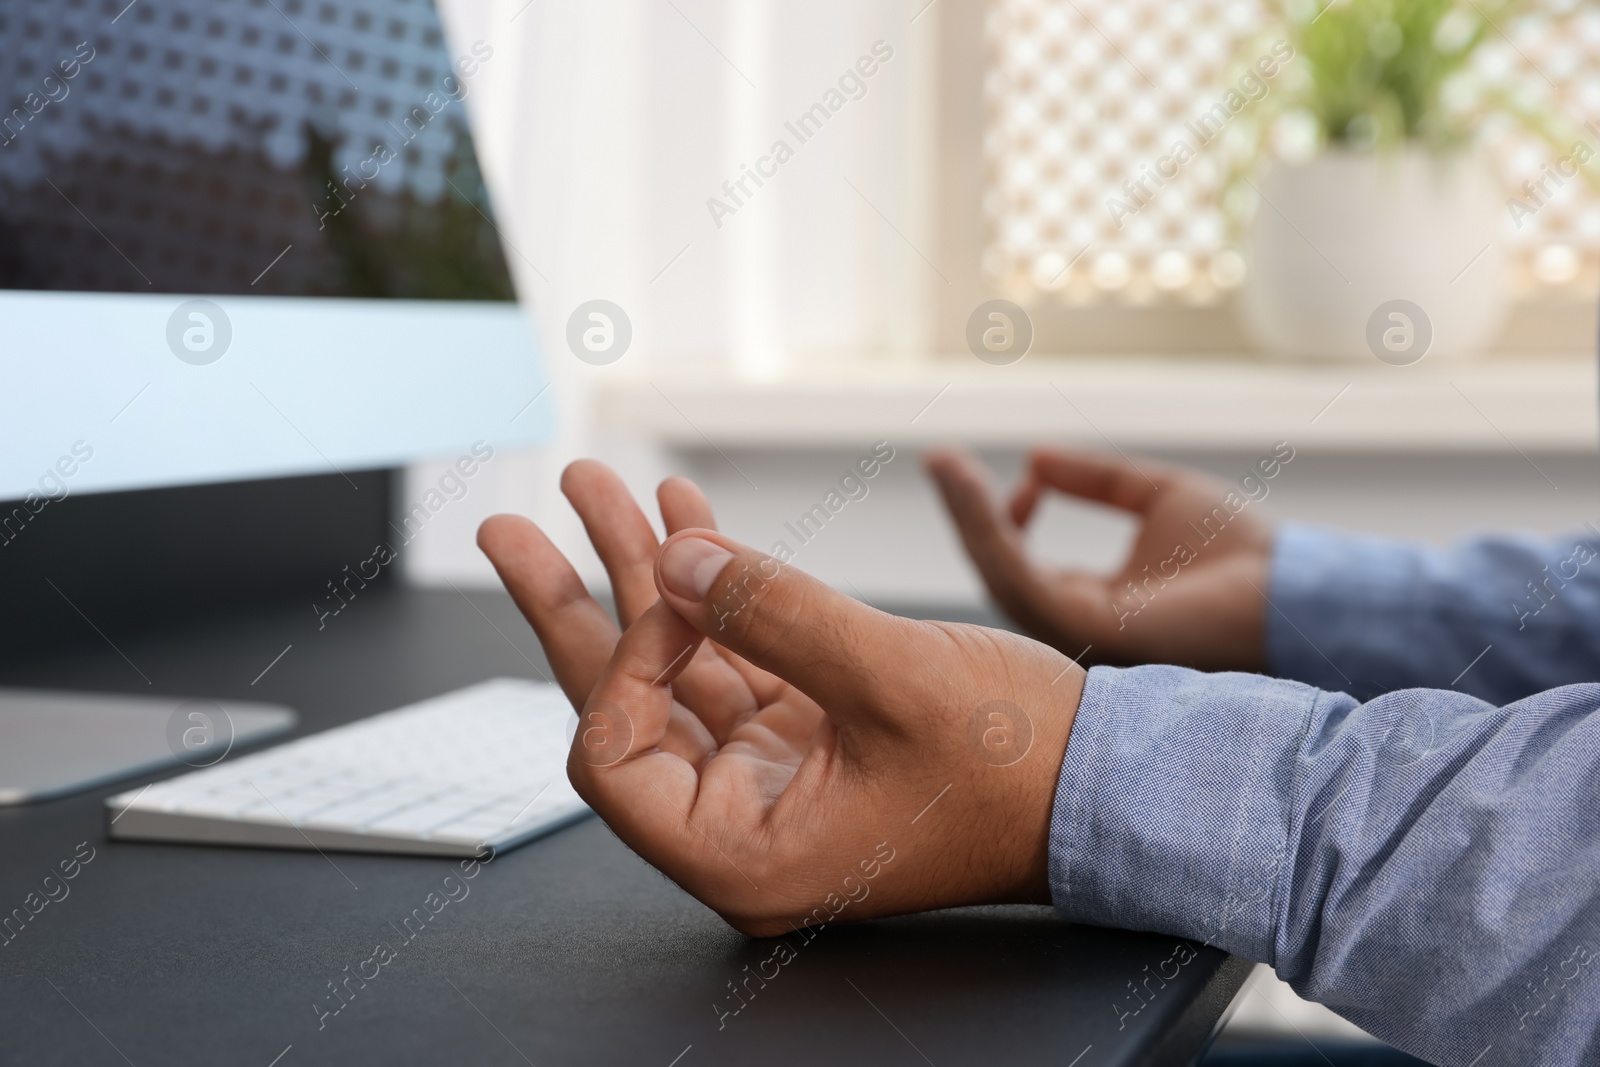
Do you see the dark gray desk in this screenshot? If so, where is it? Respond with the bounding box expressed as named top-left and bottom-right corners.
top-left (0, 587), bottom-right (1249, 1066)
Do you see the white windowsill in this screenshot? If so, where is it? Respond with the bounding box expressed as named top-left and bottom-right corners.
top-left (594, 353), bottom-right (1600, 454)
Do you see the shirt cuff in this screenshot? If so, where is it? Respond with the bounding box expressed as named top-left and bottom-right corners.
top-left (1048, 663), bottom-right (1322, 964)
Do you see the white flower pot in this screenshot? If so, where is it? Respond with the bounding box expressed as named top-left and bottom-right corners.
top-left (1237, 149), bottom-right (1507, 360)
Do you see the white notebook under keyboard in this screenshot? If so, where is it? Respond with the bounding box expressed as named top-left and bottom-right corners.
top-left (105, 679), bottom-right (589, 857)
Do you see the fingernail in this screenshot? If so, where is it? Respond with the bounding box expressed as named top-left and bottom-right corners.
top-left (660, 536), bottom-right (734, 601)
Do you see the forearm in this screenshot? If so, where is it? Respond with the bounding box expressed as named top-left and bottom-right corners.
top-left (1267, 523), bottom-right (1600, 703)
top-left (1051, 665), bottom-right (1600, 1067)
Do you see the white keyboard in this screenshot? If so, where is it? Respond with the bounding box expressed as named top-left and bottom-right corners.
top-left (105, 679), bottom-right (589, 858)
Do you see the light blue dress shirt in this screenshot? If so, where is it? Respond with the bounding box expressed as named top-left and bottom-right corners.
top-left (1049, 523), bottom-right (1600, 1067)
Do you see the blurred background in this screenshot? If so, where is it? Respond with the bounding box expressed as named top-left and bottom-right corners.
top-left (403, 0), bottom-right (1599, 605)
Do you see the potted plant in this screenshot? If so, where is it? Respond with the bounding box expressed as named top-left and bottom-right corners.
top-left (1231, 0), bottom-right (1537, 360)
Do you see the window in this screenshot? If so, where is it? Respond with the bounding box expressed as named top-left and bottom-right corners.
top-left (975, 0), bottom-right (1600, 313)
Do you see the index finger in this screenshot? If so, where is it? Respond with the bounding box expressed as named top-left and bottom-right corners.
top-left (924, 449), bottom-right (1051, 626)
top-left (567, 600), bottom-right (718, 869)
top-left (1011, 448), bottom-right (1167, 524)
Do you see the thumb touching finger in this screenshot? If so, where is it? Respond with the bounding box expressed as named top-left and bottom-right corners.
top-left (654, 531), bottom-right (906, 724)
top-left (1027, 447), bottom-right (1166, 514)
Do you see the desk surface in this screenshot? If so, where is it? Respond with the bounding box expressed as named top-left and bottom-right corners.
top-left (0, 586), bottom-right (1248, 1067)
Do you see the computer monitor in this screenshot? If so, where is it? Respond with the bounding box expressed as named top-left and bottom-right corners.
top-left (0, 0), bottom-right (550, 662)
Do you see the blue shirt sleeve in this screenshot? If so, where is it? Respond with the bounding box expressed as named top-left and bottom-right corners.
top-left (1267, 522), bottom-right (1600, 703)
top-left (1050, 664), bottom-right (1600, 1067)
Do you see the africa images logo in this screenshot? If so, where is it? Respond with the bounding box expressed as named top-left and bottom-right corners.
top-left (166, 299), bottom-right (232, 365)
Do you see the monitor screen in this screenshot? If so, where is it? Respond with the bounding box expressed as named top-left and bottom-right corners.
top-left (0, 0), bottom-right (549, 500)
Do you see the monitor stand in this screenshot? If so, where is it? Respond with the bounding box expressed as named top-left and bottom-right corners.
top-left (0, 468), bottom-right (393, 801)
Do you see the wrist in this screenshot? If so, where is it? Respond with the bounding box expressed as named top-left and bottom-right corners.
top-left (1003, 662), bottom-right (1085, 905)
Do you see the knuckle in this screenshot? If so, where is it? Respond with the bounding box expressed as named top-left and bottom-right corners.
top-left (613, 539), bottom-right (657, 576)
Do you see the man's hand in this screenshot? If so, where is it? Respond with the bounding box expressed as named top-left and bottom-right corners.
top-left (925, 447), bottom-right (1272, 673)
top-left (478, 461), bottom-right (1083, 936)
